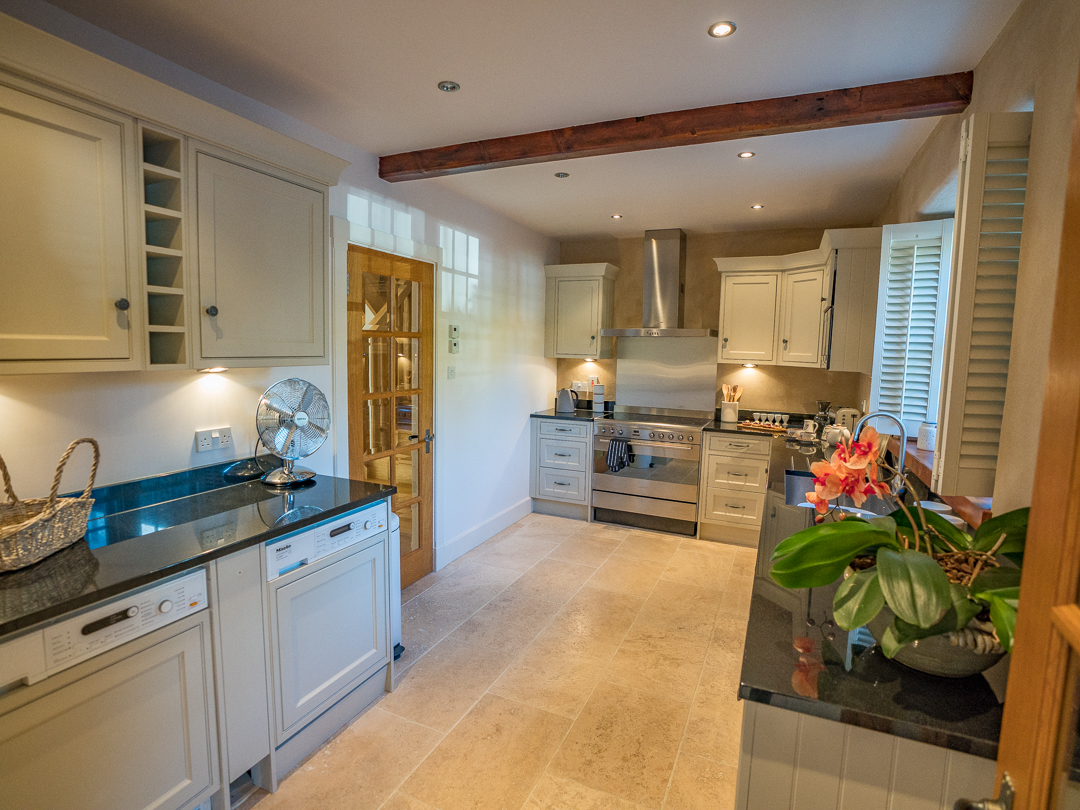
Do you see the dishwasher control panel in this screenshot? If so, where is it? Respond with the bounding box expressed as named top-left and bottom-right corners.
top-left (265, 500), bottom-right (388, 581)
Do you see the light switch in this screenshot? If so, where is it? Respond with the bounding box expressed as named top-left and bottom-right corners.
top-left (447, 366), bottom-right (456, 379)
top-left (449, 324), bottom-right (460, 339)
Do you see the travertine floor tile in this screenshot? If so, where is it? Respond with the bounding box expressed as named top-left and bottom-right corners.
top-left (380, 792), bottom-right (437, 810)
top-left (603, 629), bottom-right (709, 703)
top-left (614, 531), bottom-right (681, 564)
top-left (632, 580), bottom-right (725, 644)
top-left (381, 638), bottom-right (519, 732)
top-left (662, 752), bottom-right (738, 809)
top-left (547, 533), bottom-right (623, 568)
top-left (490, 631), bottom-right (611, 718)
top-left (526, 773), bottom-right (648, 810)
top-left (506, 557), bottom-right (596, 604)
top-left (587, 555), bottom-right (665, 597)
top-left (548, 586), bottom-right (647, 657)
top-left (402, 694), bottom-right (570, 810)
top-left (548, 681), bottom-right (690, 809)
top-left (250, 708), bottom-right (442, 810)
top-left (660, 547), bottom-right (735, 591)
top-left (400, 571), bottom-right (446, 605)
top-left (449, 590), bottom-right (562, 654)
top-left (680, 706), bottom-right (743, 767)
top-left (481, 535), bottom-right (563, 571)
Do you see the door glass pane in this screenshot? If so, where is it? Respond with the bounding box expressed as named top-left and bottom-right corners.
top-left (395, 394), bottom-right (419, 447)
top-left (363, 397), bottom-right (392, 455)
top-left (395, 278), bottom-right (420, 332)
top-left (395, 338), bottom-right (420, 391)
top-left (1056, 650), bottom-right (1080, 808)
top-left (394, 450), bottom-right (419, 499)
top-left (363, 337), bottom-right (392, 393)
top-left (361, 456), bottom-right (390, 486)
top-left (396, 503), bottom-right (420, 556)
top-left (362, 272), bottom-right (390, 330)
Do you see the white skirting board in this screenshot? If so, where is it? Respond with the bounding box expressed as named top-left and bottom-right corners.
top-left (434, 496), bottom-right (532, 570)
top-left (736, 702), bottom-right (997, 809)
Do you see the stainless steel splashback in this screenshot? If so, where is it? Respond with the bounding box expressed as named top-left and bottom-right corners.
top-left (615, 337), bottom-right (719, 412)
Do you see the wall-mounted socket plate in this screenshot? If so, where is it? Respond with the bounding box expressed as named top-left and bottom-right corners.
top-left (449, 324), bottom-right (460, 339)
top-left (449, 339), bottom-right (460, 354)
top-left (195, 426), bottom-right (233, 453)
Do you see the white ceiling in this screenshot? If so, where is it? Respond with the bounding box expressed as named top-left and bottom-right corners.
top-left (39, 0), bottom-right (1021, 238)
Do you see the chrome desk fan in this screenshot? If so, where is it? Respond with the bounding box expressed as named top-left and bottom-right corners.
top-left (256, 378), bottom-right (330, 487)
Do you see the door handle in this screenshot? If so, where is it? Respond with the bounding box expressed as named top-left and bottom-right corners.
top-left (555, 427), bottom-right (571, 432)
top-left (954, 773), bottom-right (1013, 810)
top-left (728, 472), bottom-right (748, 477)
top-left (725, 504), bottom-right (746, 509)
top-left (554, 453), bottom-right (571, 457)
top-left (424, 429), bottom-right (434, 454)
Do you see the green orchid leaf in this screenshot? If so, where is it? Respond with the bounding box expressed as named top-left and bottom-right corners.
top-left (869, 516), bottom-right (897, 536)
top-left (970, 567), bottom-right (1022, 595)
top-left (989, 595), bottom-right (1017, 652)
top-left (771, 518), bottom-right (895, 561)
top-left (882, 585), bottom-right (981, 656)
top-left (832, 569), bottom-right (885, 631)
top-left (881, 624), bottom-right (903, 658)
top-left (890, 506), bottom-right (972, 551)
top-left (876, 547), bottom-right (952, 628)
top-left (770, 525), bottom-right (896, 589)
top-left (973, 507), bottom-right (1029, 565)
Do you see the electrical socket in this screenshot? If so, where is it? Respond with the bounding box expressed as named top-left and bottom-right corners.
top-left (195, 426), bottom-right (233, 453)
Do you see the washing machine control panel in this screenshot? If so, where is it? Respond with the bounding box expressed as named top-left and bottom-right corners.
top-left (265, 500), bottom-right (388, 581)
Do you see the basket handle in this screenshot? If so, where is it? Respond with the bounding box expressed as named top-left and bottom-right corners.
top-left (0, 450), bottom-right (17, 505)
top-left (46, 438), bottom-right (100, 510)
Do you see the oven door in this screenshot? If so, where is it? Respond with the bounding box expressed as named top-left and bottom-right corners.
top-left (593, 437), bottom-right (701, 503)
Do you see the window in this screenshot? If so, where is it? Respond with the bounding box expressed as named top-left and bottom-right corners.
top-left (869, 219), bottom-right (955, 435)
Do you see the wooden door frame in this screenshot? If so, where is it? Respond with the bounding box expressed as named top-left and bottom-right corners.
top-left (328, 217), bottom-right (442, 555)
top-left (995, 70), bottom-right (1080, 807)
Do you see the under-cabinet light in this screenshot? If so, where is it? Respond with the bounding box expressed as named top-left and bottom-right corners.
top-left (742, 363), bottom-right (757, 368)
top-left (200, 367), bottom-right (228, 373)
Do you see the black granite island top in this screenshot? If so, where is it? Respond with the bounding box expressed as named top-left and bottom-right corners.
top-left (0, 459), bottom-right (394, 640)
top-left (738, 522), bottom-right (1004, 761)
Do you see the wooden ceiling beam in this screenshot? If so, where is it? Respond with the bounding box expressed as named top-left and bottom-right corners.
top-left (379, 72), bottom-right (973, 182)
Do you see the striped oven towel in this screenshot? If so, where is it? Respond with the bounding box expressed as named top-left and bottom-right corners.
top-left (606, 438), bottom-right (632, 473)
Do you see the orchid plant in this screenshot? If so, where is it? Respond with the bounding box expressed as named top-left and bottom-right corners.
top-left (770, 426), bottom-right (1028, 658)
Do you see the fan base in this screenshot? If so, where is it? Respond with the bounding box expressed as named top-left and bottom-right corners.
top-left (262, 466), bottom-right (317, 488)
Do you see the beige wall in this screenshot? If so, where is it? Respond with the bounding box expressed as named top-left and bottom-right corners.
top-left (874, 0), bottom-right (1080, 511)
top-left (716, 364), bottom-right (868, 416)
top-left (555, 358), bottom-right (617, 403)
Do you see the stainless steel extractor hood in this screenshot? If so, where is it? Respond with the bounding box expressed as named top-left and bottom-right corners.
top-left (601, 228), bottom-right (719, 338)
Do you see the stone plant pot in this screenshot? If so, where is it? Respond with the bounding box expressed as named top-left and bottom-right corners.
top-left (866, 607), bottom-right (1005, 678)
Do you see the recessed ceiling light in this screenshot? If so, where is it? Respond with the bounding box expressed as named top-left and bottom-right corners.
top-left (554, 172), bottom-right (569, 178)
top-left (437, 80), bottom-right (460, 92)
top-left (611, 214), bottom-right (622, 219)
top-left (708, 21), bottom-right (736, 38)
top-left (738, 151), bottom-right (756, 158)
top-left (751, 204), bottom-right (764, 210)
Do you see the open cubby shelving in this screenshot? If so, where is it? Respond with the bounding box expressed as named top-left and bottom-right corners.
top-left (140, 125), bottom-right (189, 368)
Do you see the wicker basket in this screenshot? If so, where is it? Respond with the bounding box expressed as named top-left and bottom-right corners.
top-left (0, 439), bottom-right (100, 572)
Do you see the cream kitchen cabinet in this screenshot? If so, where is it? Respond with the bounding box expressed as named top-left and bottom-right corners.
top-left (698, 433), bottom-right (770, 546)
top-left (544, 263), bottom-right (619, 359)
top-left (777, 267), bottom-right (826, 366)
top-left (530, 416), bottom-right (593, 520)
top-left (0, 73), bottom-right (142, 372)
top-left (191, 143), bottom-right (328, 367)
top-left (718, 273), bottom-right (780, 363)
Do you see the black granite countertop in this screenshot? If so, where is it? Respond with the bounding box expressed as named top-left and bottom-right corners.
top-left (531, 408), bottom-right (601, 422)
top-left (0, 459), bottom-right (394, 639)
top-left (738, 527), bottom-right (1003, 760)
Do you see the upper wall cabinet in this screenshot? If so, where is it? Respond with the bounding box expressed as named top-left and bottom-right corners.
top-left (714, 227), bottom-right (881, 371)
top-left (0, 75), bottom-right (141, 370)
top-left (192, 145), bottom-right (327, 367)
top-left (0, 23), bottom-right (348, 375)
top-left (544, 264), bottom-right (619, 360)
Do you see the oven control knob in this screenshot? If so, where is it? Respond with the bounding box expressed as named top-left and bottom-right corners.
top-left (678, 435), bottom-right (684, 441)
top-left (688, 435), bottom-right (695, 442)
top-left (617, 429), bottom-right (624, 435)
top-left (667, 433), bottom-right (675, 440)
top-left (157, 600), bottom-right (173, 614)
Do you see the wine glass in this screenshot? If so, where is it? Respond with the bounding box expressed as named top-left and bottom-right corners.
top-left (781, 414), bottom-right (789, 428)
top-left (753, 412), bottom-right (761, 423)
top-left (771, 413), bottom-right (780, 426)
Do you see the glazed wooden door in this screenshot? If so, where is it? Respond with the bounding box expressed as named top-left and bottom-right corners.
top-left (347, 245), bottom-right (434, 588)
top-left (976, 67), bottom-right (1080, 810)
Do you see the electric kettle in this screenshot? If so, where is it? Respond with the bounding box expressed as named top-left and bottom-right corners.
top-left (555, 389), bottom-right (579, 413)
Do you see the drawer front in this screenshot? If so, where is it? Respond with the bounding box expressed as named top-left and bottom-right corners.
top-left (704, 455), bottom-right (769, 493)
top-left (537, 468), bottom-right (587, 502)
top-left (702, 489), bottom-right (766, 526)
top-left (538, 438), bottom-right (588, 471)
top-left (707, 434), bottom-right (771, 458)
top-left (538, 419), bottom-right (590, 439)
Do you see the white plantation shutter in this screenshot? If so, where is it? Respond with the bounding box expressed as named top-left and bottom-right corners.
top-left (870, 220), bottom-right (954, 435)
top-left (934, 112), bottom-right (1032, 497)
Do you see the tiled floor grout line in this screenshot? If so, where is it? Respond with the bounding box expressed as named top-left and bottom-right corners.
top-left (658, 554), bottom-right (737, 810)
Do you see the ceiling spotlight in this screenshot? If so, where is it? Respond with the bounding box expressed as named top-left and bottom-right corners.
top-left (611, 214), bottom-right (622, 219)
top-left (738, 151), bottom-right (756, 158)
top-left (708, 21), bottom-right (736, 38)
top-left (751, 204), bottom-right (765, 210)
top-left (437, 80), bottom-right (460, 92)
top-left (554, 172), bottom-right (569, 178)
top-left (742, 363), bottom-right (757, 368)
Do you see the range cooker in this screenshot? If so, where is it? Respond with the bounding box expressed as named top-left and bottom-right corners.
top-left (592, 410), bottom-right (712, 536)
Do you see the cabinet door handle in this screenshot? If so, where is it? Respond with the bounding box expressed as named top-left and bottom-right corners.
top-left (723, 337), bottom-right (728, 343)
top-left (206, 305), bottom-right (219, 317)
top-left (728, 472), bottom-right (748, 477)
top-left (555, 427), bottom-right (571, 432)
top-left (783, 338), bottom-right (788, 345)
top-left (554, 481), bottom-right (570, 486)
top-left (114, 298), bottom-right (130, 311)
top-left (726, 504), bottom-right (746, 509)
top-left (730, 443), bottom-right (750, 448)
top-left (554, 453), bottom-right (571, 457)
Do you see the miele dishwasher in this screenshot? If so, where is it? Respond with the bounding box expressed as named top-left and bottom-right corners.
top-left (0, 570), bottom-right (215, 810)
top-left (264, 499), bottom-right (390, 747)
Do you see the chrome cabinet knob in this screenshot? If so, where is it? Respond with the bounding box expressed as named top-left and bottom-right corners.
top-left (206, 305), bottom-right (219, 317)
top-left (114, 298), bottom-right (130, 311)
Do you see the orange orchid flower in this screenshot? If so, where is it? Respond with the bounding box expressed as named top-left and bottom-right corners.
top-left (805, 427), bottom-right (890, 512)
